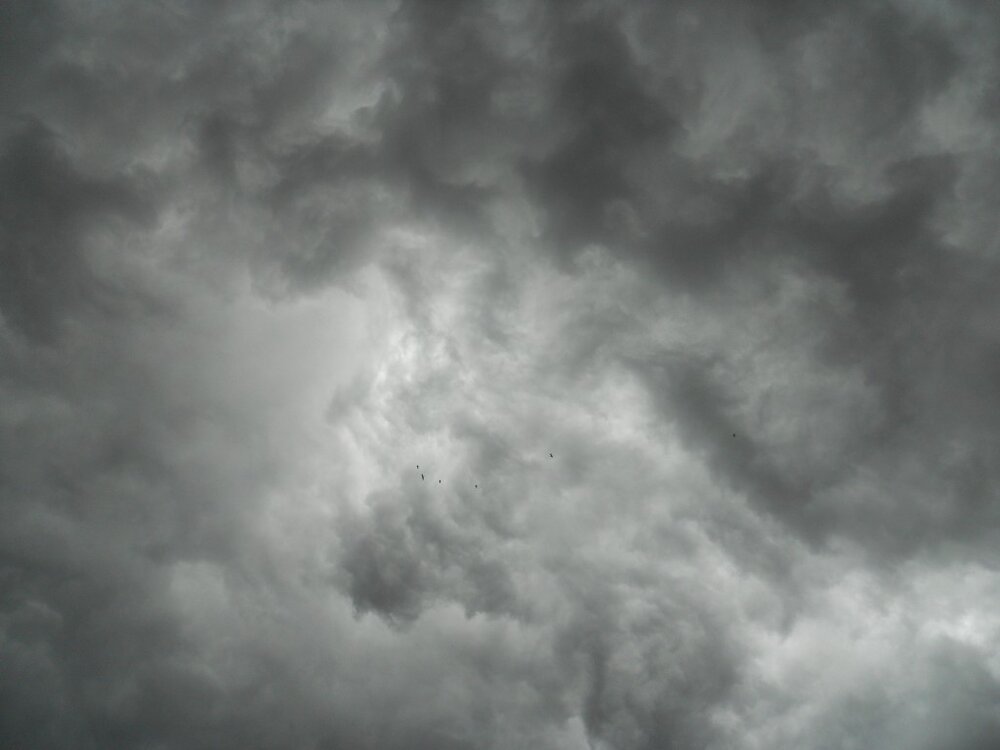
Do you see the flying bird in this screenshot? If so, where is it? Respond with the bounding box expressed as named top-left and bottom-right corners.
top-left (421, 474), bottom-right (424, 480)
top-left (549, 453), bottom-right (553, 458)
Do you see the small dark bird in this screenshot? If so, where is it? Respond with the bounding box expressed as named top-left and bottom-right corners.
top-left (475, 484), bottom-right (478, 488)
top-left (732, 433), bottom-right (736, 438)
top-left (438, 479), bottom-right (442, 484)
top-left (417, 465), bottom-right (420, 468)
top-left (549, 453), bottom-right (553, 458)
top-left (421, 474), bottom-right (424, 480)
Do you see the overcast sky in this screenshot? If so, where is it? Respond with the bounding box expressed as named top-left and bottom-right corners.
top-left (3, 1), bottom-right (1000, 748)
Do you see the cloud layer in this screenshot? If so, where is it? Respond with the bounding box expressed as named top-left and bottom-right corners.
top-left (3, 1), bottom-right (1000, 748)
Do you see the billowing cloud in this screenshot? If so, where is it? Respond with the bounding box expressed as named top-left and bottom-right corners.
top-left (2, 1), bottom-right (1000, 748)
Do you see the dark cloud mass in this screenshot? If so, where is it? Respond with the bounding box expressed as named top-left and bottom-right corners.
top-left (3, 1), bottom-right (1000, 748)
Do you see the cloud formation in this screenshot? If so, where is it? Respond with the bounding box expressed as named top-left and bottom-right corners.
top-left (2, 1), bottom-right (1000, 748)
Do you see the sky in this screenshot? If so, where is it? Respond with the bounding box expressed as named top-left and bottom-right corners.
top-left (2, 1), bottom-right (1000, 748)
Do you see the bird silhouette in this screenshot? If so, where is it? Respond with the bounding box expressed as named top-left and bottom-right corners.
top-left (421, 474), bottom-right (424, 480)
top-left (438, 479), bottom-right (442, 484)
top-left (549, 453), bottom-right (553, 458)
top-left (475, 484), bottom-right (478, 488)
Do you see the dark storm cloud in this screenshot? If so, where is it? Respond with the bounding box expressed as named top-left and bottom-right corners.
top-left (0, 121), bottom-right (156, 341)
top-left (504, 0), bottom-right (1000, 566)
top-left (628, 155), bottom-right (1000, 561)
top-left (4, 1), bottom-right (1000, 749)
top-left (513, 0), bottom-right (969, 301)
top-left (518, 1), bottom-right (963, 292)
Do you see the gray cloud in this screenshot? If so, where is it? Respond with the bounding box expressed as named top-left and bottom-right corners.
top-left (0, 120), bottom-right (157, 341)
top-left (3, 1), bottom-right (1000, 748)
